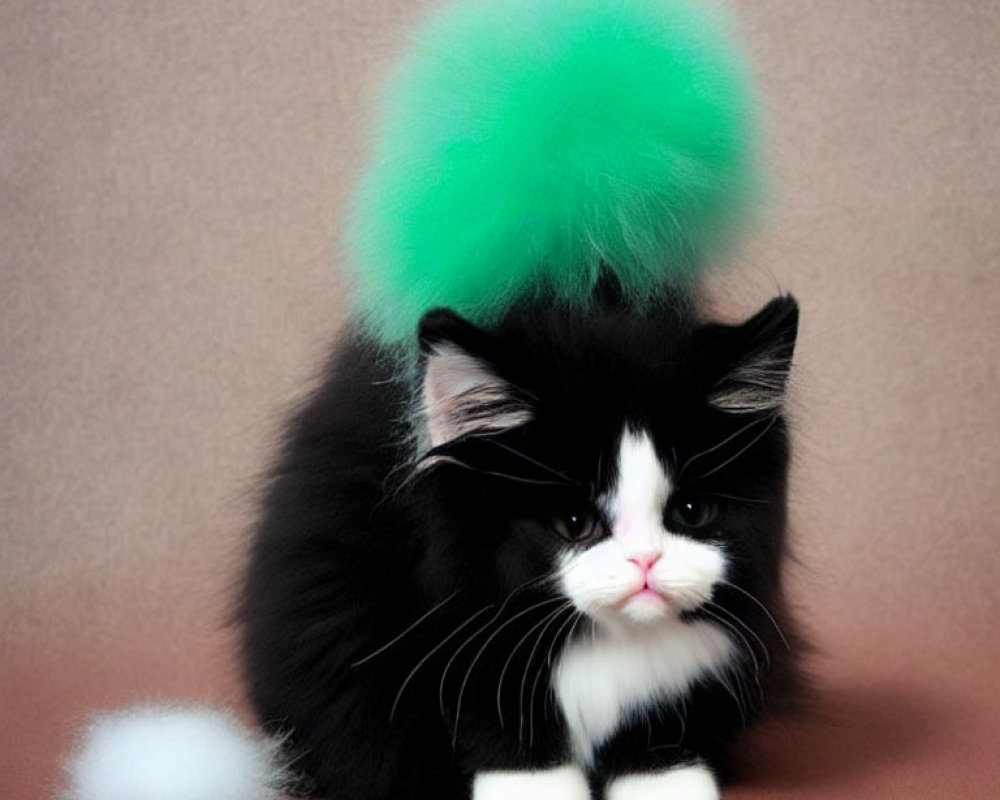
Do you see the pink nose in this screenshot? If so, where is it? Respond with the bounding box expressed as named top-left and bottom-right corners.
top-left (628, 551), bottom-right (661, 574)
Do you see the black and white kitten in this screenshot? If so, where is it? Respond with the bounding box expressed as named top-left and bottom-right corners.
top-left (240, 283), bottom-right (802, 800)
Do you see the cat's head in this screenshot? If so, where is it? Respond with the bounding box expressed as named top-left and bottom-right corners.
top-left (411, 290), bottom-right (798, 635)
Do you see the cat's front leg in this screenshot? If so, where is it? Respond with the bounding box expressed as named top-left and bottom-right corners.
top-left (472, 765), bottom-right (590, 800)
top-left (605, 761), bottom-right (720, 800)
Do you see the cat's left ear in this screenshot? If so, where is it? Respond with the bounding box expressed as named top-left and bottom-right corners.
top-left (417, 309), bottom-right (534, 449)
top-left (701, 295), bottom-right (799, 414)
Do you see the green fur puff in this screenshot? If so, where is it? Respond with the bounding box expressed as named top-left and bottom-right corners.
top-left (347, 0), bottom-right (758, 344)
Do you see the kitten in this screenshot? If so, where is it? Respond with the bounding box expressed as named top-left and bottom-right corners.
top-left (240, 282), bottom-right (802, 800)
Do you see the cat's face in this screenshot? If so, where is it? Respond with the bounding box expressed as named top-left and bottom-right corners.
top-left (414, 292), bottom-right (797, 635)
top-left (558, 426), bottom-right (727, 629)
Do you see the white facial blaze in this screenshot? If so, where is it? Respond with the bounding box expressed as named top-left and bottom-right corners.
top-left (553, 427), bottom-right (733, 762)
top-left (557, 428), bottom-right (726, 626)
top-left (605, 428), bottom-right (671, 555)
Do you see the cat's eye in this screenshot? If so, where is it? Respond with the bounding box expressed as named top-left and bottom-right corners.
top-left (666, 497), bottom-right (719, 530)
top-left (552, 511), bottom-right (605, 544)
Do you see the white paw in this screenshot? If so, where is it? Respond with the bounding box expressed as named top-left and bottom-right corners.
top-left (473, 765), bottom-right (590, 800)
top-left (605, 762), bottom-right (720, 800)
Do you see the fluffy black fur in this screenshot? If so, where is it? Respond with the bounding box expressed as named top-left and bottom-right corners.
top-left (240, 287), bottom-right (802, 799)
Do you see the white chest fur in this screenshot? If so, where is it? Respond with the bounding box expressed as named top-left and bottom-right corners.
top-left (552, 620), bottom-right (735, 763)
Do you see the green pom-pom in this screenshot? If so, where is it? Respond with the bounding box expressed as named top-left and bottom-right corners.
top-left (348, 0), bottom-right (759, 344)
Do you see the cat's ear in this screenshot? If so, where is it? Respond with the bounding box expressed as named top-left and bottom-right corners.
top-left (417, 309), bottom-right (533, 449)
top-left (704, 295), bottom-right (799, 415)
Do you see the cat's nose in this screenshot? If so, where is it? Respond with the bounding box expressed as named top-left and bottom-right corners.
top-left (627, 551), bottom-right (661, 573)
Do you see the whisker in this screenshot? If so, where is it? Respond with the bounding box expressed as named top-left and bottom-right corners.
top-left (702, 606), bottom-right (760, 674)
top-left (438, 617), bottom-right (500, 720)
top-left (519, 604), bottom-right (573, 745)
top-left (546, 613), bottom-right (584, 722)
top-left (678, 414), bottom-right (774, 480)
top-left (520, 604), bottom-right (573, 708)
top-left (717, 580), bottom-right (791, 650)
top-left (702, 491), bottom-right (771, 506)
top-left (496, 605), bottom-right (569, 729)
top-left (451, 596), bottom-right (565, 747)
top-left (352, 590), bottom-right (460, 668)
top-left (416, 454), bottom-right (574, 487)
top-left (474, 437), bottom-right (579, 486)
top-left (647, 698), bottom-right (687, 751)
top-left (527, 608), bottom-right (579, 748)
top-left (715, 664), bottom-right (749, 726)
top-left (705, 600), bottom-right (772, 668)
top-left (689, 416), bottom-right (779, 482)
top-left (389, 604), bottom-right (495, 724)
top-left (440, 575), bottom-right (557, 717)
top-left (701, 606), bottom-right (764, 705)
top-left (548, 610), bottom-right (582, 669)
top-left (372, 459), bottom-right (419, 516)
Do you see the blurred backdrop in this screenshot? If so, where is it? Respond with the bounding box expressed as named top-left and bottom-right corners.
top-left (3, 1), bottom-right (999, 797)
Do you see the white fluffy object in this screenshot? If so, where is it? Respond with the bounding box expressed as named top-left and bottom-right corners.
top-left (64, 705), bottom-right (291, 800)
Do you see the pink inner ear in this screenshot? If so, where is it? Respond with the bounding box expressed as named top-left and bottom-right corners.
top-left (423, 345), bottom-right (480, 447)
top-left (422, 344), bottom-right (532, 449)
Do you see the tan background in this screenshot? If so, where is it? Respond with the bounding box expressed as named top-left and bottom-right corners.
top-left (3, 1), bottom-right (999, 797)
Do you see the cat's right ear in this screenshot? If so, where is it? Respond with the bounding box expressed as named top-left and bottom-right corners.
top-left (697, 295), bottom-right (799, 415)
top-left (417, 310), bottom-right (534, 450)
